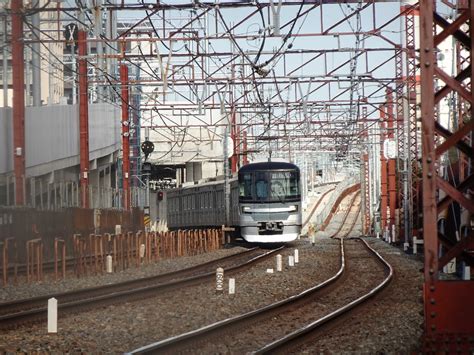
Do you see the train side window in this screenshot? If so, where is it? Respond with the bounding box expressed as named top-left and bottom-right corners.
top-left (239, 172), bottom-right (253, 199)
top-left (218, 191), bottom-right (223, 208)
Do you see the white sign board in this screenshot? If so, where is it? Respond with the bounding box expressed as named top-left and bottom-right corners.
top-left (222, 137), bottom-right (234, 158)
top-left (383, 139), bottom-right (397, 159)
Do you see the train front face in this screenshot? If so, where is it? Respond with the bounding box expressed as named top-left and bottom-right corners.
top-left (238, 162), bottom-right (302, 243)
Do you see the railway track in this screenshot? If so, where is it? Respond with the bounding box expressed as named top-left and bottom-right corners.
top-left (131, 194), bottom-right (393, 354)
top-left (332, 193), bottom-right (361, 239)
top-left (255, 238), bottom-right (392, 354)
top-left (302, 185), bottom-right (335, 229)
top-left (0, 257), bottom-right (74, 283)
top-left (128, 230), bottom-right (392, 354)
top-left (0, 246), bottom-right (282, 329)
top-left (328, 191), bottom-right (361, 239)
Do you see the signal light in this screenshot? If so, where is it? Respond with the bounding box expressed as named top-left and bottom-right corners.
top-left (157, 191), bottom-right (164, 201)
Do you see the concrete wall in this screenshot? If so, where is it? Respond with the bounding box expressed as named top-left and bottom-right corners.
top-left (145, 108), bottom-right (227, 170)
top-left (0, 103), bottom-right (121, 177)
top-left (0, 107), bottom-right (12, 175)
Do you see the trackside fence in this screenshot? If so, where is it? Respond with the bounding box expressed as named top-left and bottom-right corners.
top-left (0, 228), bottom-right (223, 286)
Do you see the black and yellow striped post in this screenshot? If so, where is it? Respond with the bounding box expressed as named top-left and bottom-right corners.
top-left (144, 206), bottom-right (151, 232)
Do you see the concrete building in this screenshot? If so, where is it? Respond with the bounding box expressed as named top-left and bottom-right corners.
top-left (0, 1), bottom-right (142, 209)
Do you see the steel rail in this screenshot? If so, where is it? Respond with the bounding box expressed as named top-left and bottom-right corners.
top-left (254, 237), bottom-right (393, 354)
top-left (302, 185), bottom-right (336, 229)
top-left (127, 238), bottom-right (346, 354)
top-left (333, 194), bottom-right (362, 239)
top-left (0, 247), bottom-right (280, 329)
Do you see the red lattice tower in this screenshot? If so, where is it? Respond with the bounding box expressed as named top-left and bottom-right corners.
top-left (363, 151), bottom-right (370, 234)
top-left (396, 2), bottom-right (419, 243)
top-left (405, 2), bottom-right (420, 240)
top-left (395, 42), bottom-right (408, 241)
top-left (379, 104), bottom-right (388, 232)
top-left (419, 0), bottom-right (474, 350)
top-left (359, 113), bottom-right (371, 235)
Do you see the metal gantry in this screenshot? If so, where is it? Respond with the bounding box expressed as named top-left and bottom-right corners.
top-left (28, 1), bottom-right (404, 153)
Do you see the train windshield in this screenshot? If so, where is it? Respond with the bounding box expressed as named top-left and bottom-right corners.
top-left (239, 170), bottom-right (300, 202)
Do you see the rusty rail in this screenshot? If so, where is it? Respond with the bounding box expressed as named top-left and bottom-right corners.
top-left (26, 239), bottom-right (43, 283)
top-left (1, 238), bottom-right (18, 286)
top-left (54, 238), bottom-right (66, 281)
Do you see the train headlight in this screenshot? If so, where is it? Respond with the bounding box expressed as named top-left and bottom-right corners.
top-left (241, 206), bottom-right (251, 213)
top-left (288, 205), bottom-right (298, 212)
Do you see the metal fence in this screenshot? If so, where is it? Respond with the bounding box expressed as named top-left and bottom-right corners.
top-left (0, 176), bottom-right (147, 210)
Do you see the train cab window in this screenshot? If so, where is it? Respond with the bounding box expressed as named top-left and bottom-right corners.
top-left (270, 171), bottom-right (300, 200)
top-left (239, 173), bottom-right (253, 200)
top-left (288, 171), bottom-right (300, 196)
top-left (255, 172), bottom-right (268, 200)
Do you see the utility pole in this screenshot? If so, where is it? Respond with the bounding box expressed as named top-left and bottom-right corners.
top-left (31, 10), bottom-right (41, 106)
top-left (78, 29), bottom-right (89, 208)
top-left (224, 125), bottom-right (230, 226)
top-left (2, 16), bottom-right (8, 107)
top-left (120, 63), bottom-right (130, 210)
top-left (11, 0), bottom-right (25, 205)
top-left (242, 131), bottom-right (248, 165)
top-left (386, 89), bottom-right (397, 236)
top-left (230, 106), bottom-right (238, 173)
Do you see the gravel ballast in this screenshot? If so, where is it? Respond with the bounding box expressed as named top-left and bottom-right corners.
top-left (0, 236), bottom-right (423, 353)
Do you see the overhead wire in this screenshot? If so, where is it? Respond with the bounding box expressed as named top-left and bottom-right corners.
top-left (15, 6), bottom-right (232, 160)
top-left (16, 1), bottom-right (384, 163)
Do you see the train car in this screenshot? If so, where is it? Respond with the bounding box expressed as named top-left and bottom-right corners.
top-left (166, 178), bottom-right (239, 230)
top-left (166, 161), bottom-right (301, 243)
top-left (238, 161), bottom-right (301, 242)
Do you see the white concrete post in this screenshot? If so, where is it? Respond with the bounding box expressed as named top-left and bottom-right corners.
top-left (276, 254), bottom-right (282, 272)
top-left (216, 267), bottom-right (224, 291)
top-left (294, 249), bottom-right (299, 263)
top-left (228, 278), bottom-right (235, 294)
top-left (106, 255), bottom-right (113, 273)
top-left (413, 236), bottom-right (417, 254)
top-left (48, 297), bottom-right (58, 333)
top-left (463, 265), bottom-right (471, 280)
top-left (289, 255), bottom-right (295, 267)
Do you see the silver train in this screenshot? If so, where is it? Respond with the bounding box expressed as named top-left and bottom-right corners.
top-left (166, 161), bottom-right (302, 243)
